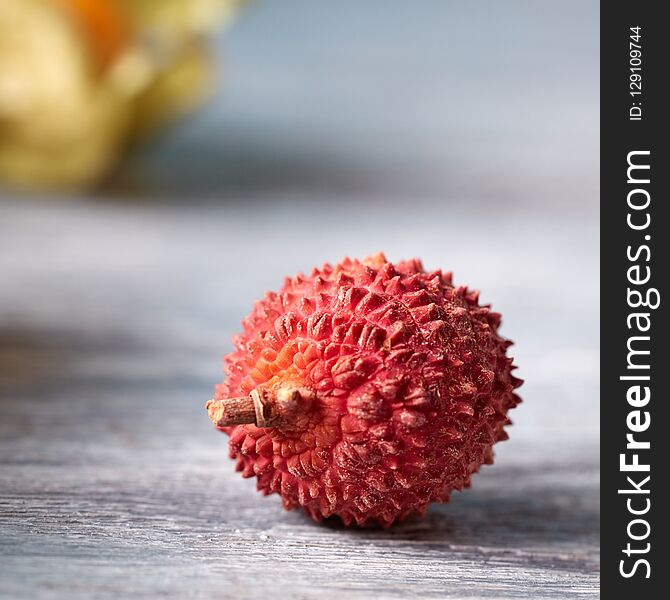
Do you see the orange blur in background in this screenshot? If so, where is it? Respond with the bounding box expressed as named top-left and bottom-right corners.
top-left (0, 0), bottom-right (241, 191)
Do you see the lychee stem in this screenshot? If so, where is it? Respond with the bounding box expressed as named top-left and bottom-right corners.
top-left (206, 387), bottom-right (312, 429)
top-left (206, 395), bottom-right (256, 426)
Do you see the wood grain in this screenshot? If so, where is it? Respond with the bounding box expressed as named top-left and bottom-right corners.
top-left (0, 198), bottom-right (600, 599)
top-left (0, 380), bottom-right (598, 599)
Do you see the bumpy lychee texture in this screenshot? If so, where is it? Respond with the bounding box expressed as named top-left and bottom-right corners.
top-left (207, 253), bottom-right (522, 527)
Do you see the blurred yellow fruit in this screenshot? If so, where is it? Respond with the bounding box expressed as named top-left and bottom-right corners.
top-left (0, 0), bottom-right (241, 191)
top-left (118, 0), bottom-right (240, 38)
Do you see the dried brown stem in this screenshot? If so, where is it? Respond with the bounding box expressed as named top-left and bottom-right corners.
top-left (206, 387), bottom-right (313, 429)
top-left (206, 395), bottom-right (256, 426)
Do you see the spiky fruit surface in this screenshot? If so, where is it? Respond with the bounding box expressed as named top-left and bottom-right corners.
top-left (212, 253), bottom-right (522, 527)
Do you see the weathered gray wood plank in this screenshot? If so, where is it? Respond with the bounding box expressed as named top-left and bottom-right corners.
top-left (0, 198), bottom-right (600, 598)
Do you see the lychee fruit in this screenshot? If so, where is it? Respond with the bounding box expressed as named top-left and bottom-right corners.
top-left (207, 253), bottom-right (522, 527)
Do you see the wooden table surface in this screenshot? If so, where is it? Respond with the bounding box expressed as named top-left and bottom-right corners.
top-left (1, 2), bottom-right (599, 598)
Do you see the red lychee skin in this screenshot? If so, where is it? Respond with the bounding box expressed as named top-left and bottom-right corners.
top-left (212, 253), bottom-right (522, 527)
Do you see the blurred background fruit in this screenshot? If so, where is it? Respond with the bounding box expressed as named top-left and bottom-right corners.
top-left (0, 0), bottom-right (241, 191)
